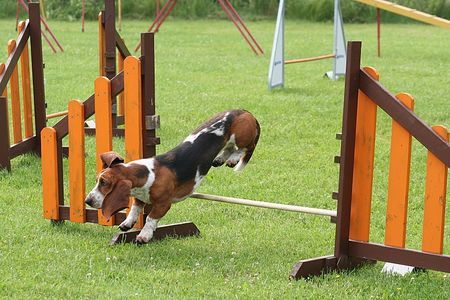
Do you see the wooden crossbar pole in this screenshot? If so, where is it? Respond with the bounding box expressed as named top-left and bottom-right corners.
top-left (46, 110), bottom-right (68, 120)
top-left (285, 54), bottom-right (335, 65)
top-left (355, 0), bottom-right (450, 30)
top-left (68, 100), bottom-right (86, 223)
top-left (191, 193), bottom-right (337, 217)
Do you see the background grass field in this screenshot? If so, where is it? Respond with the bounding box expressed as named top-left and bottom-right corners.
top-left (0, 17), bottom-right (449, 298)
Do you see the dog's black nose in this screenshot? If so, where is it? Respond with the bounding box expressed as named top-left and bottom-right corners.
top-left (85, 198), bottom-right (93, 206)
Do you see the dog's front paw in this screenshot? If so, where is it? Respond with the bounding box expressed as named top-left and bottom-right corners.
top-left (135, 229), bottom-right (154, 244)
top-left (212, 158), bottom-right (225, 167)
top-left (225, 159), bottom-right (238, 168)
top-left (135, 234), bottom-right (150, 244)
top-left (119, 220), bottom-right (134, 232)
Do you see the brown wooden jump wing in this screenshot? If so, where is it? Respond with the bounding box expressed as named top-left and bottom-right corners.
top-left (41, 33), bottom-right (199, 245)
top-left (0, 3), bottom-right (47, 172)
top-left (290, 41), bottom-right (449, 280)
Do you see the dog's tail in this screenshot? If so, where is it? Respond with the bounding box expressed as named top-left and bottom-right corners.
top-left (234, 119), bottom-right (260, 172)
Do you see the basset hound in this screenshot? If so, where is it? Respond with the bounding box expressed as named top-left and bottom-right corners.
top-left (85, 109), bottom-right (260, 244)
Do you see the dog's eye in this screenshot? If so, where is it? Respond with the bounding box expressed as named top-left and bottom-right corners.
top-left (99, 178), bottom-right (107, 186)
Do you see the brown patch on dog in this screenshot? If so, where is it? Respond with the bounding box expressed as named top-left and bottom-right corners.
top-left (101, 179), bottom-right (132, 220)
top-left (100, 151), bottom-right (124, 169)
top-left (148, 165), bottom-right (177, 219)
top-left (230, 111), bottom-right (258, 148)
top-left (174, 180), bottom-right (196, 200)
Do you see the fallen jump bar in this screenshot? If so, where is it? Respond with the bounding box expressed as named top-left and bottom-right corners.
top-left (191, 193), bottom-right (337, 218)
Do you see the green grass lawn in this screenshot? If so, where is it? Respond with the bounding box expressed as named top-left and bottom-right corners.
top-left (0, 17), bottom-right (449, 298)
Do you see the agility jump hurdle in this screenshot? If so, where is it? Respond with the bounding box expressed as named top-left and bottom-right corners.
top-left (268, 0), bottom-right (346, 89)
top-left (291, 41), bottom-right (449, 279)
top-left (41, 32), bottom-right (198, 242)
top-left (15, 0), bottom-right (64, 53)
top-left (0, 3), bottom-right (46, 172)
top-left (134, 0), bottom-right (264, 56)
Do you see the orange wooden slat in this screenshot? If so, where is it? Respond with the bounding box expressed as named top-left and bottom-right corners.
top-left (8, 40), bottom-right (22, 144)
top-left (349, 67), bottom-right (380, 242)
top-left (118, 52), bottom-right (125, 117)
top-left (69, 100), bottom-right (86, 223)
top-left (98, 12), bottom-right (105, 77)
top-left (41, 127), bottom-right (59, 220)
top-left (124, 56), bottom-right (143, 162)
top-left (18, 21), bottom-right (33, 138)
top-left (422, 125), bottom-right (449, 254)
top-left (384, 93), bottom-right (414, 248)
top-left (124, 56), bottom-right (144, 228)
top-left (94, 76), bottom-right (114, 225)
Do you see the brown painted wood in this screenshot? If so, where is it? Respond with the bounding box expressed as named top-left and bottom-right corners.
top-left (115, 31), bottom-right (131, 58)
top-left (0, 20), bottom-right (30, 95)
top-left (59, 206), bottom-right (129, 224)
top-left (0, 97), bottom-right (11, 171)
top-left (104, 0), bottom-right (116, 80)
top-left (29, 3), bottom-right (47, 154)
top-left (290, 254), bottom-right (371, 280)
top-left (348, 241), bottom-right (450, 273)
top-left (104, 0), bottom-right (117, 128)
top-left (53, 71), bottom-right (124, 139)
top-left (334, 41), bottom-right (362, 258)
top-left (140, 33), bottom-right (157, 158)
top-left (110, 222), bottom-right (200, 245)
top-left (290, 255), bottom-right (338, 279)
top-left (359, 70), bottom-right (449, 167)
top-left (9, 136), bottom-right (36, 158)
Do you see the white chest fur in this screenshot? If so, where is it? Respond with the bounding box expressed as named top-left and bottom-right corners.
top-left (127, 158), bottom-right (155, 204)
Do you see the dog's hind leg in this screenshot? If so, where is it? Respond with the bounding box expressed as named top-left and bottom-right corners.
top-left (119, 199), bottom-right (145, 231)
top-left (225, 148), bottom-right (245, 168)
top-left (212, 141), bottom-right (236, 167)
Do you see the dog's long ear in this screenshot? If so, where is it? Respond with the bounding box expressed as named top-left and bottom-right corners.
top-left (101, 180), bottom-right (131, 220)
top-left (100, 151), bottom-right (124, 169)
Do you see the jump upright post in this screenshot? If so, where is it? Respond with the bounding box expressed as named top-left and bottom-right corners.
top-left (290, 41), bottom-right (449, 279)
top-left (0, 3), bottom-right (47, 172)
top-left (268, 0), bottom-right (346, 89)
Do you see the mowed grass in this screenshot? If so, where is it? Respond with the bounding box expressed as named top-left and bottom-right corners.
top-left (0, 17), bottom-right (449, 298)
